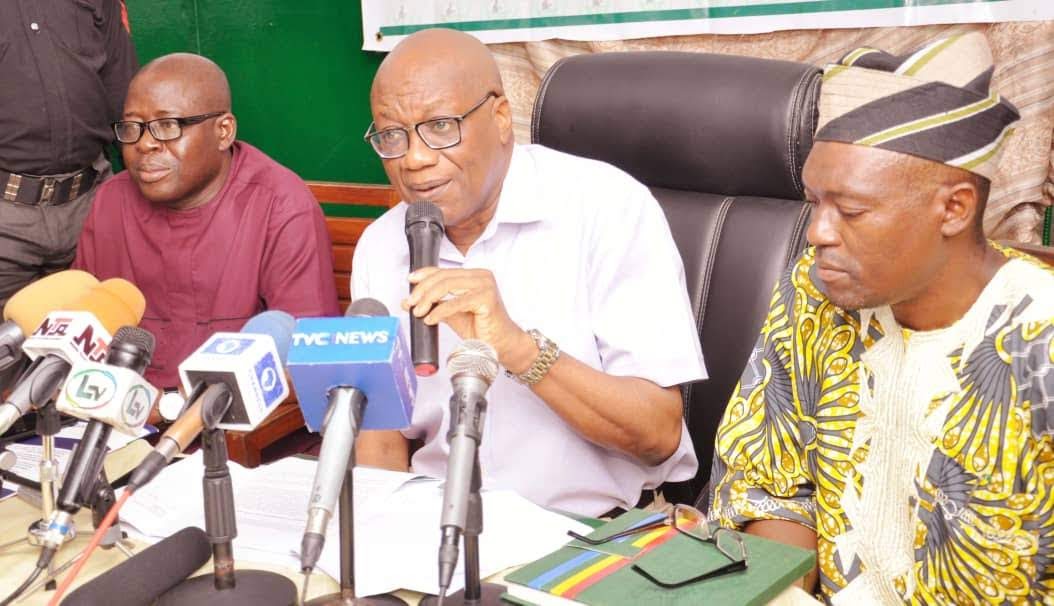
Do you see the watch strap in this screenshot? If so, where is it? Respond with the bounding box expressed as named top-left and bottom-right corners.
top-left (505, 329), bottom-right (560, 386)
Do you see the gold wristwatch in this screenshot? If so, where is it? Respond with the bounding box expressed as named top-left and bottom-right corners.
top-left (506, 329), bottom-right (560, 386)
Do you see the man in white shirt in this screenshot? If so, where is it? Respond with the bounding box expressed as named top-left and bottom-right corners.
top-left (353, 28), bottom-right (706, 517)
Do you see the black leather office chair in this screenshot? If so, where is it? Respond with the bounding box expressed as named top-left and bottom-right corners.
top-left (531, 51), bottom-right (818, 505)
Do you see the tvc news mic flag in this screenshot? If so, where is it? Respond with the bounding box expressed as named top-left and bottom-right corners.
top-left (287, 316), bottom-right (416, 433)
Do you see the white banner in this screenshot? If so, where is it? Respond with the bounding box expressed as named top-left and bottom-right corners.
top-left (362, 1), bottom-right (1054, 51)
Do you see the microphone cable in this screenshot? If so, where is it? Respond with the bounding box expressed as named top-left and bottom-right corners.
top-left (46, 488), bottom-right (132, 606)
top-left (0, 545), bottom-right (56, 606)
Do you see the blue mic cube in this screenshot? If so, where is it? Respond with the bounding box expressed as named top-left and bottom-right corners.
top-left (287, 316), bottom-right (417, 433)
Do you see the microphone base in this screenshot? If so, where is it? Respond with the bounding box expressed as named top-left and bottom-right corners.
top-left (156, 570), bottom-right (297, 606)
top-left (305, 591), bottom-right (409, 605)
top-left (419, 583), bottom-right (506, 606)
top-left (26, 518), bottom-right (74, 547)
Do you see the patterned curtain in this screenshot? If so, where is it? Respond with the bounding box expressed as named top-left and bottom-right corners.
top-left (490, 21), bottom-right (1054, 243)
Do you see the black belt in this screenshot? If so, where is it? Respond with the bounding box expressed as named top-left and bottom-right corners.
top-left (0, 166), bottom-right (98, 206)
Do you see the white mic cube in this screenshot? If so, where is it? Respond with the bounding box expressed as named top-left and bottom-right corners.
top-left (177, 332), bottom-right (290, 432)
top-left (57, 361), bottom-right (159, 436)
top-left (22, 311), bottom-right (111, 363)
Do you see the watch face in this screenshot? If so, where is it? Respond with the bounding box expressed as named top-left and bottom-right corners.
top-left (529, 329), bottom-right (550, 348)
top-left (158, 391), bottom-right (186, 421)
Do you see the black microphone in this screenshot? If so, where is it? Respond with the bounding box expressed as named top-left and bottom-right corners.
top-left (405, 200), bottom-right (444, 377)
top-left (61, 527), bottom-right (211, 606)
top-left (36, 327), bottom-right (156, 562)
top-left (56, 327), bottom-right (154, 513)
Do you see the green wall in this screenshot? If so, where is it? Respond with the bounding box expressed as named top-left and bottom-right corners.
top-left (127, 0), bottom-right (388, 186)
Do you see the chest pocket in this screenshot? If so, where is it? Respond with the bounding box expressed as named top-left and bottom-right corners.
top-left (48, 0), bottom-right (105, 59)
top-left (140, 315), bottom-right (170, 372)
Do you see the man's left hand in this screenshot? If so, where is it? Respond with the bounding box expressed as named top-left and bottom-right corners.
top-left (404, 267), bottom-right (536, 373)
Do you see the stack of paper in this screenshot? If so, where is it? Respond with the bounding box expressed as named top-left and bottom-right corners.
top-left (119, 453), bottom-right (590, 597)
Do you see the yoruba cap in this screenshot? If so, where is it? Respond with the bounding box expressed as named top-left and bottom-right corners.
top-left (815, 32), bottom-right (1020, 181)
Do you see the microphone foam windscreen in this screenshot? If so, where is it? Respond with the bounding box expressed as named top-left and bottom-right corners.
top-left (70, 279), bottom-right (147, 333)
top-left (3, 270), bottom-right (99, 333)
top-left (241, 310), bottom-right (295, 364)
top-left (112, 326), bottom-right (157, 356)
top-left (61, 526), bottom-right (210, 606)
top-left (346, 297), bottom-right (390, 318)
top-left (405, 200), bottom-right (445, 229)
top-left (448, 339), bottom-right (500, 385)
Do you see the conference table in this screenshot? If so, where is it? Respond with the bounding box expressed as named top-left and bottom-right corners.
top-left (0, 495), bottom-right (341, 604)
top-left (0, 447), bottom-right (819, 606)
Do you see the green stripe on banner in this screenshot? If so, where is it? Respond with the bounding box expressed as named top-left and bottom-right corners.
top-left (378, 0), bottom-right (1005, 36)
top-left (320, 203), bottom-right (388, 219)
top-left (1044, 205), bottom-right (1052, 246)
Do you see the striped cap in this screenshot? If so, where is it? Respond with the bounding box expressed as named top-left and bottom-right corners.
top-left (815, 32), bottom-right (1020, 180)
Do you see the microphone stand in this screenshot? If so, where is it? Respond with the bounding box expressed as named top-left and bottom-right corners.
top-left (0, 357), bottom-right (73, 561)
top-left (158, 385), bottom-right (297, 606)
top-left (16, 469), bottom-right (138, 600)
top-left (0, 415), bottom-right (137, 598)
top-left (305, 433), bottom-right (406, 606)
top-left (421, 449), bottom-right (503, 606)
top-left (32, 401), bottom-right (62, 541)
top-left (422, 371), bottom-right (503, 606)
top-left (88, 471), bottom-right (134, 555)
top-left (0, 400), bottom-right (70, 590)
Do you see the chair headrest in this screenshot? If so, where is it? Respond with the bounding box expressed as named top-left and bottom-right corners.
top-left (531, 51), bottom-right (821, 200)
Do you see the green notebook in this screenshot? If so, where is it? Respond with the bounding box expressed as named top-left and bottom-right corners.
top-left (503, 509), bottom-right (815, 606)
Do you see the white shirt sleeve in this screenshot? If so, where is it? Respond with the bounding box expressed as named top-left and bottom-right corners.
top-left (350, 229), bottom-right (372, 303)
top-left (586, 179), bottom-right (707, 388)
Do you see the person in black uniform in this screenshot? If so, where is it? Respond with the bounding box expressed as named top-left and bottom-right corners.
top-left (0, 0), bottom-right (137, 308)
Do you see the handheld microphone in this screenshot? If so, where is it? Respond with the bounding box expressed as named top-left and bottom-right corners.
top-left (61, 527), bottom-right (212, 606)
top-left (128, 311), bottom-right (295, 491)
top-left (0, 270), bottom-right (99, 372)
top-left (0, 279), bottom-right (146, 436)
top-left (437, 340), bottom-right (499, 598)
top-left (41, 327), bottom-right (156, 551)
top-left (293, 297), bottom-right (414, 573)
top-left (405, 200), bottom-right (444, 377)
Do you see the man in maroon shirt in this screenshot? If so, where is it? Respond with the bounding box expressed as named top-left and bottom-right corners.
top-left (74, 53), bottom-right (340, 395)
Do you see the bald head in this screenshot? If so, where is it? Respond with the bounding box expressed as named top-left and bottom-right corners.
top-left (120, 52), bottom-right (238, 210)
top-left (132, 53), bottom-right (232, 112)
top-left (372, 29), bottom-right (503, 105)
top-left (367, 29), bottom-right (514, 247)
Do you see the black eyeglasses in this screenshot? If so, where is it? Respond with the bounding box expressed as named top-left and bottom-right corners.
top-left (113, 111), bottom-right (227, 144)
top-left (363, 92), bottom-right (498, 159)
top-left (568, 504), bottom-right (748, 588)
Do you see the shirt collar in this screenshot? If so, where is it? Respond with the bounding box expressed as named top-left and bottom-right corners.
top-left (490, 144), bottom-right (557, 225)
top-left (436, 145), bottom-right (558, 262)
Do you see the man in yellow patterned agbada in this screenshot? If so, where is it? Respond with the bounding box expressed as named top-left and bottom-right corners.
top-left (710, 32), bottom-right (1054, 605)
